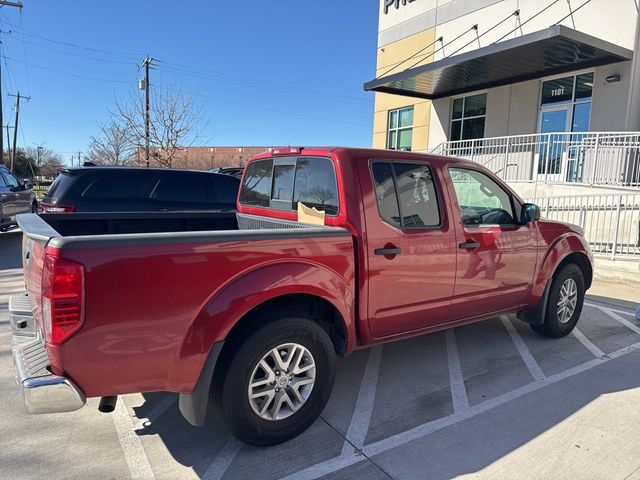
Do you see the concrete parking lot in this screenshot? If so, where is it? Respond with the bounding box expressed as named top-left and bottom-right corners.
top-left (1, 228), bottom-right (640, 480)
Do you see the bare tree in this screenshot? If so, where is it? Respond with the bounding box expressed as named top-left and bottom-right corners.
top-left (24, 147), bottom-right (65, 177)
top-left (39, 156), bottom-right (65, 177)
top-left (115, 85), bottom-right (205, 168)
top-left (86, 120), bottom-right (136, 166)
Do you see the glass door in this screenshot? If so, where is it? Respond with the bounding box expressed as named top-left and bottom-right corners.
top-left (537, 106), bottom-right (571, 182)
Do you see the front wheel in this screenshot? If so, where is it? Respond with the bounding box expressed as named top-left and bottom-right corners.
top-left (531, 263), bottom-right (585, 338)
top-left (213, 316), bottom-right (336, 446)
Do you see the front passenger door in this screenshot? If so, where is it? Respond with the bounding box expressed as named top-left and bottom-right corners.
top-left (448, 167), bottom-right (538, 318)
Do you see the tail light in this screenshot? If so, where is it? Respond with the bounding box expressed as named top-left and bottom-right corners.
top-left (38, 203), bottom-right (76, 213)
top-left (42, 248), bottom-right (85, 345)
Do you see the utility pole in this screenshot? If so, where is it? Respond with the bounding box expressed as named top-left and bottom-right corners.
top-left (139, 56), bottom-right (155, 168)
top-left (4, 125), bottom-right (12, 166)
top-left (0, 2), bottom-right (23, 164)
top-left (8, 91), bottom-right (30, 172)
top-left (77, 151), bottom-right (82, 167)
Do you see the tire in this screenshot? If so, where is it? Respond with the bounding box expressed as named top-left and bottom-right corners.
top-left (531, 263), bottom-right (585, 338)
top-left (213, 315), bottom-right (336, 446)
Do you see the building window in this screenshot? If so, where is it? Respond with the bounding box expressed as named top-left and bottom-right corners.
top-left (388, 107), bottom-right (413, 151)
top-left (450, 93), bottom-right (487, 141)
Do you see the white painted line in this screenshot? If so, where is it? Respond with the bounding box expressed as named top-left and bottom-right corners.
top-left (201, 437), bottom-right (243, 480)
top-left (112, 397), bottom-right (156, 480)
top-left (597, 307), bottom-right (640, 336)
top-left (341, 345), bottom-right (383, 455)
top-left (445, 328), bottom-right (470, 413)
top-left (572, 327), bottom-right (606, 359)
top-left (284, 339), bottom-right (640, 480)
top-left (585, 302), bottom-right (635, 317)
top-left (500, 316), bottom-right (545, 381)
top-left (133, 395), bottom-right (177, 430)
top-left (280, 452), bottom-right (360, 480)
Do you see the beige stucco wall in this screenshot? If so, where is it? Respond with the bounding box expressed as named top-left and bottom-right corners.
top-left (372, 28), bottom-right (436, 151)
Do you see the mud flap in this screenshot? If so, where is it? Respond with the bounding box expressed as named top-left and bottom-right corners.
top-left (517, 280), bottom-right (551, 326)
top-left (178, 341), bottom-right (224, 427)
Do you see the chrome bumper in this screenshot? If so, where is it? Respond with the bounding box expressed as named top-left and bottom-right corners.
top-left (10, 294), bottom-right (86, 414)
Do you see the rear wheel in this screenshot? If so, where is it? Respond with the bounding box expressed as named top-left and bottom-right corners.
top-left (531, 263), bottom-right (585, 338)
top-left (213, 316), bottom-right (336, 446)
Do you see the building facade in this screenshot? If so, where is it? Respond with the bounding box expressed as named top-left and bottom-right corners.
top-left (136, 146), bottom-right (285, 170)
top-left (368, 0), bottom-right (640, 154)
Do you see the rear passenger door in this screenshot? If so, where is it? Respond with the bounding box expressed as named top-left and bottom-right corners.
top-left (76, 171), bottom-right (155, 212)
top-left (148, 171), bottom-right (214, 211)
top-left (362, 160), bottom-right (456, 338)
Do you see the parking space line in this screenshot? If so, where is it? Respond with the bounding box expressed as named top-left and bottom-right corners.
top-left (572, 327), bottom-right (606, 358)
top-left (500, 316), bottom-right (545, 381)
top-left (596, 307), bottom-right (640, 336)
top-left (341, 345), bottom-right (383, 454)
top-left (112, 397), bottom-right (156, 480)
top-left (445, 328), bottom-right (470, 413)
top-left (201, 437), bottom-right (243, 480)
top-left (284, 339), bottom-right (640, 480)
top-left (585, 302), bottom-right (635, 317)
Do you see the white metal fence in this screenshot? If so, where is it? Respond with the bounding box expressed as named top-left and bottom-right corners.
top-left (433, 132), bottom-right (640, 189)
top-left (527, 193), bottom-right (640, 259)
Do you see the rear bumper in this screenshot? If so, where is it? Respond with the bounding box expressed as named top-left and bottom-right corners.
top-left (10, 294), bottom-right (86, 414)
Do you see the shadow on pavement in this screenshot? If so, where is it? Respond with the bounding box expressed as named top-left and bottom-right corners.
top-left (129, 305), bottom-right (640, 479)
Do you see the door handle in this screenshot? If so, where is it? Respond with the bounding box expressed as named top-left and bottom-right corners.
top-left (459, 241), bottom-right (480, 250)
top-left (374, 247), bottom-right (402, 256)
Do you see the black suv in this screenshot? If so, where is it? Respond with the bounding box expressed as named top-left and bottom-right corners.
top-left (39, 167), bottom-right (240, 213)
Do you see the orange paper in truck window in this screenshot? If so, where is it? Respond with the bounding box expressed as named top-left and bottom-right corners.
top-left (297, 202), bottom-right (325, 226)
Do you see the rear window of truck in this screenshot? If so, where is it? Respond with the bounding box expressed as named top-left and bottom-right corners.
top-left (240, 157), bottom-right (339, 215)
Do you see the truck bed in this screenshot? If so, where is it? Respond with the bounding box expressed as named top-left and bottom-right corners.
top-left (16, 211), bottom-right (355, 398)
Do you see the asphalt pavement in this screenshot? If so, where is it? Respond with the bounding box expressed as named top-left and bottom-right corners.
top-left (1, 229), bottom-right (640, 480)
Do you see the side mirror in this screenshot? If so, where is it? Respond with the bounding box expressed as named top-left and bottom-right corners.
top-left (521, 203), bottom-right (541, 223)
top-left (23, 180), bottom-right (32, 189)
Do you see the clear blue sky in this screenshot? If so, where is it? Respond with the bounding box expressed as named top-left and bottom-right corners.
top-left (0, 1), bottom-right (378, 164)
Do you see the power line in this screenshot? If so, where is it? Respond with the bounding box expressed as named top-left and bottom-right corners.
top-left (0, 18), bottom-right (143, 58)
top-left (161, 60), bottom-right (370, 103)
top-left (17, 9), bottom-right (30, 95)
top-left (3, 55), bottom-right (131, 83)
top-left (190, 90), bottom-right (370, 129)
top-left (2, 34), bottom-right (137, 65)
top-left (160, 63), bottom-right (372, 106)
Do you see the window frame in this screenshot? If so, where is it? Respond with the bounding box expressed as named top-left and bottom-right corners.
top-left (450, 92), bottom-right (487, 142)
top-left (387, 106), bottom-right (414, 151)
top-left (369, 159), bottom-right (444, 231)
top-left (239, 156), bottom-right (340, 217)
top-left (447, 165), bottom-right (522, 228)
top-left (2, 169), bottom-right (19, 188)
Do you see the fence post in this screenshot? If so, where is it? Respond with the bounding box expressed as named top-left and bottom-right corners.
top-left (504, 137), bottom-right (510, 180)
top-left (611, 194), bottom-right (623, 260)
top-left (592, 132), bottom-right (600, 186)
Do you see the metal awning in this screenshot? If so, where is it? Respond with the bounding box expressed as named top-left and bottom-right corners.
top-left (364, 25), bottom-right (633, 100)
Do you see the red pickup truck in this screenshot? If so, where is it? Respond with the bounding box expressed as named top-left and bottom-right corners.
top-left (11, 147), bottom-right (593, 446)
